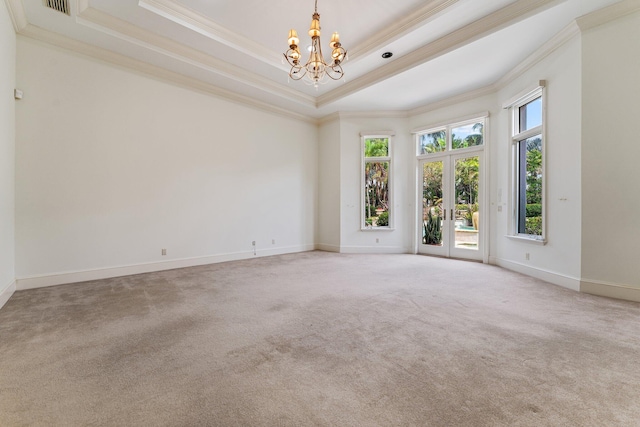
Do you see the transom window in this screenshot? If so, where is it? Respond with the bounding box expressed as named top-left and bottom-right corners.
top-left (418, 120), bottom-right (484, 155)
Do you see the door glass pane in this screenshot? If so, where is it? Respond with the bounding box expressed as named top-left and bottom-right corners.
top-left (419, 130), bottom-right (446, 154)
top-left (422, 161), bottom-right (443, 246)
top-left (452, 123), bottom-right (484, 150)
top-left (454, 156), bottom-right (479, 250)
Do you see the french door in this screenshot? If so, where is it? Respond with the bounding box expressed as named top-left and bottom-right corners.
top-left (418, 151), bottom-right (483, 261)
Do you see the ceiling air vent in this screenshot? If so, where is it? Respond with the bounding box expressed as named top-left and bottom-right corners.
top-left (44, 0), bottom-right (70, 15)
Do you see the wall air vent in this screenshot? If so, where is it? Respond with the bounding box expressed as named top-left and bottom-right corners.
top-left (44, 0), bottom-right (70, 15)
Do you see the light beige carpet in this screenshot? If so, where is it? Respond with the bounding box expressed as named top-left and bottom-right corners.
top-left (1, 251), bottom-right (639, 426)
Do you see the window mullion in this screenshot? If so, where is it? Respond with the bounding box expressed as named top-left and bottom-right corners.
top-left (513, 125), bottom-right (542, 142)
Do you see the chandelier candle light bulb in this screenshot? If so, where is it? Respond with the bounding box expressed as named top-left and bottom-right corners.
top-left (284, 0), bottom-right (347, 87)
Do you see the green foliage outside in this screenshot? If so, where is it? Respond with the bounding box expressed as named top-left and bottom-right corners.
top-left (526, 204), bottom-right (542, 217)
top-left (364, 138), bottom-right (390, 227)
top-left (524, 137), bottom-right (543, 236)
top-left (452, 123), bottom-right (484, 150)
top-left (456, 203), bottom-right (479, 225)
top-left (455, 156), bottom-right (479, 203)
top-left (526, 141), bottom-right (542, 205)
top-left (423, 210), bottom-right (442, 245)
top-left (525, 216), bottom-right (542, 236)
top-left (376, 211), bottom-right (389, 227)
top-left (364, 138), bottom-right (389, 157)
top-left (420, 123), bottom-right (483, 154)
top-left (421, 130), bottom-right (446, 153)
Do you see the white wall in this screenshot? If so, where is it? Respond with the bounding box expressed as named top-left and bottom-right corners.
top-left (581, 11), bottom-right (640, 295)
top-left (317, 115), bottom-right (413, 253)
top-left (317, 119), bottom-right (341, 251)
top-left (493, 37), bottom-right (583, 290)
top-left (0, 1), bottom-right (16, 308)
top-left (337, 116), bottom-right (412, 253)
top-left (407, 37), bottom-right (583, 290)
top-left (15, 37), bottom-right (317, 287)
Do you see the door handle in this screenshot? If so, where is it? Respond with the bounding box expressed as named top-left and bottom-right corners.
top-left (451, 209), bottom-right (454, 221)
top-left (444, 209), bottom-right (446, 221)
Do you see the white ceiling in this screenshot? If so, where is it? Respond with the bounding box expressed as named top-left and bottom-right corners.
top-left (11, 0), bottom-right (627, 118)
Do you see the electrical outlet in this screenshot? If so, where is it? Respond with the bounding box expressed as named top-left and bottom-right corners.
top-left (376, 238), bottom-right (379, 243)
top-left (162, 249), bottom-right (167, 256)
top-left (525, 253), bottom-right (530, 261)
top-left (272, 239), bottom-right (276, 245)
top-left (252, 241), bottom-right (256, 246)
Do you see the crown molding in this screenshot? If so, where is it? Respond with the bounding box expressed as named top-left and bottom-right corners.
top-left (3, 0), bottom-right (27, 32)
top-left (411, 110), bottom-right (490, 134)
top-left (18, 25), bottom-right (317, 124)
top-left (317, 111), bottom-right (410, 125)
top-left (317, 112), bottom-right (340, 125)
top-left (496, 20), bottom-right (580, 90)
top-left (75, 6), bottom-right (316, 108)
top-left (318, 110), bottom-right (409, 125)
top-left (576, 0), bottom-right (640, 31)
top-left (348, 0), bottom-right (459, 61)
top-left (319, 16), bottom-right (579, 125)
top-left (138, 0), bottom-right (286, 71)
top-left (77, 0), bottom-right (89, 13)
top-left (408, 85), bottom-right (496, 118)
top-left (340, 111), bottom-right (409, 120)
top-left (317, 0), bottom-right (565, 108)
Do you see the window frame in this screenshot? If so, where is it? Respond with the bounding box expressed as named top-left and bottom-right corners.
top-left (415, 116), bottom-right (486, 158)
top-left (507, 83), bottom-right (546, 244)
top-left (361, 134), bottom-right (393, 230)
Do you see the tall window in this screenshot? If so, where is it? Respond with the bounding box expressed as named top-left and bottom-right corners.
top-left (510, 86), bottom-right (544, 240)
top-left (363, 136), bottom-right (391, 229)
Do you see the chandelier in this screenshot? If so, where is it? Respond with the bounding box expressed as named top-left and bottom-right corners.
top-left (283, 0), bottom-right (347, 87)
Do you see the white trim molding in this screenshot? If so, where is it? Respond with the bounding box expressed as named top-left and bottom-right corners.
top-left (0, 280), bottom-right (16, 311)
top-left (138, 0), bottom-right (285, 70)
top-left (74, 6), bottom-right (315, 108)
top-left (317, 0), bottom-right (564, 108)
top-left (411, 111), bottom-right (490, 134)
top-left (490, 257), bottom-right (581, 292)
top-left (348, 0), bottom-right (459, 61)
top-left (16, 245), bottom-right (315, 291)
top-left (18, 26), bottom-right (317, 124)
top-left (581, 279), bottom-right (640, 303)
top-left (577, 0), bottom-right (640, 31)
top-left (339, 245), bottom-right (409, 255)
top-left (316, 244), bottom-right (340, 253)
top-left (2, 0), bottom-right (27, 32)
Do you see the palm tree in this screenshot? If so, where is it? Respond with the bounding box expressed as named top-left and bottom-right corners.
top-left (421, 130), bottom-right (446, 153)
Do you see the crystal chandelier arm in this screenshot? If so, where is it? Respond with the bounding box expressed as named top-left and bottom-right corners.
top-left (283, 0), bottom-right (347, 86)
top-left (326, 63), bottom-right (344, 80)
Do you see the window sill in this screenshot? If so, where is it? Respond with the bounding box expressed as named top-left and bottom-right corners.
top-left (506, 235), bottom-right (547, 245)
top-left (361, 227), bottom-right (395, 232)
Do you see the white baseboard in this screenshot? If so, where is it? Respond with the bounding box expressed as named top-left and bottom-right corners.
top-left (16, 245), bottom-right (315, 290)
top-left (581, 279), bottom-right (640, 303)
top-left (0, 279), bottom-right (16, 310)
top-left (489, 256), bottom-right (581, 292)
top-left (338, 245), bottom-right (410, 254)
top-left (316, 243), bottom-right (340, 253)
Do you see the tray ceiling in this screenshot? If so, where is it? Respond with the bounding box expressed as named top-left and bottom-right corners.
top-left (7, 0), bottom-right (631, 119)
